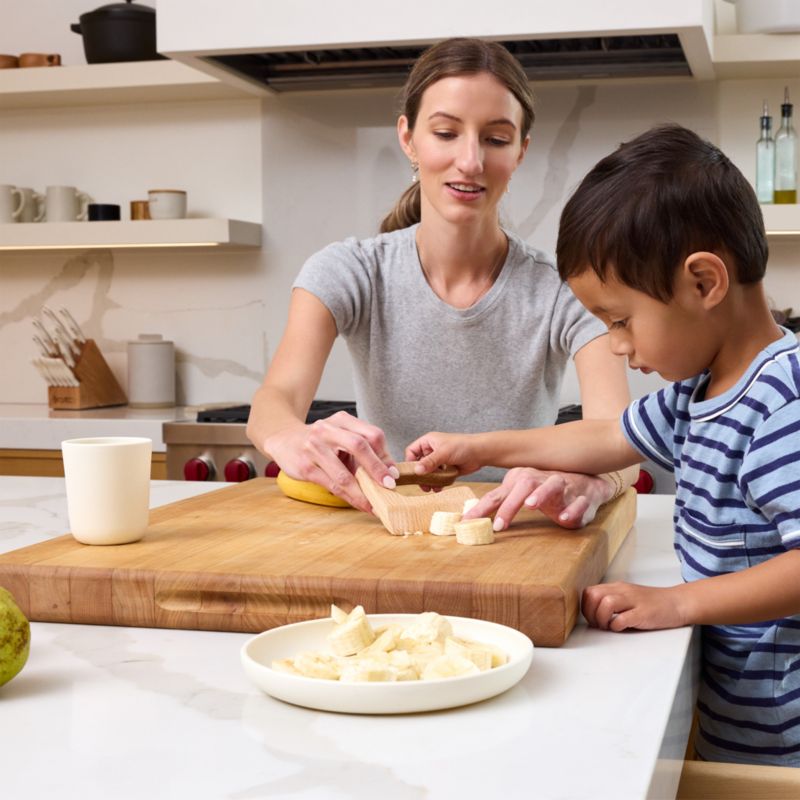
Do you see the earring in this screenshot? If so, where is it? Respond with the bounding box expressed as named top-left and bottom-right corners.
top-left (505, 180), bottom-right (511, 195)
top-left (411, 160), bottom-right (419, 183)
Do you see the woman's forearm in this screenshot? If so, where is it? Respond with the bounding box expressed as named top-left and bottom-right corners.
top-left (246, 382), bottom-right (309, 458)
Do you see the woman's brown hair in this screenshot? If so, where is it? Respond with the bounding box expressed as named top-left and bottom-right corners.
top-left (379, 38), bottom-right (535, 233)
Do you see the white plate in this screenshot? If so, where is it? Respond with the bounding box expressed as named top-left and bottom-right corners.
top-left (241, 614), bottom-right (534, 715)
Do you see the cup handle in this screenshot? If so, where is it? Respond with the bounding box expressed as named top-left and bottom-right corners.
top-left (76, 191), bottom-right (92, 221)
top-left (11, 187), bottom-right (24, 220)
top-left (33, 191), bottom-right (45, 222)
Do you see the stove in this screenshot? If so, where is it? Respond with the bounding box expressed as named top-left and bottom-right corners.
top-left (162, 400), bottom-right (356, 482)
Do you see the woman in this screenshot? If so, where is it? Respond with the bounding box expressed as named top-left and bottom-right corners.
top-left (247, 37), bottom-right (634, 523)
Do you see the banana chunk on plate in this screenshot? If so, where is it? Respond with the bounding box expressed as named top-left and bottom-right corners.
top-left (271, 605), bottom-right (508, 683)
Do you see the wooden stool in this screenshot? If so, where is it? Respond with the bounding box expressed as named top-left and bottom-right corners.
top-left (677, 760), bottom-right (800, 799)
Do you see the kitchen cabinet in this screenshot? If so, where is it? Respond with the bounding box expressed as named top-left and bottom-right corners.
top-left (0, 447), bottom-right (166, 478)
top-left (713, 33), bottom-right (800, 79)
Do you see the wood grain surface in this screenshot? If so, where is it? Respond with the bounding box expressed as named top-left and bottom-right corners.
top-left (0, 478), bottom-right (637, 646)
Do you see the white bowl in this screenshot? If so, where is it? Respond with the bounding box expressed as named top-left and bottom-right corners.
top-left (241, 614), bottom-right (534, 715)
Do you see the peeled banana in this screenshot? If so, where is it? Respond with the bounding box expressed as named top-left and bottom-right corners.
top-left (454, 518), bottom-right (495, 546)
top-left (276, 469), bottom-right (352, 508)
top-left (272, 605), bottom-right (507, 683)
top-left (429, 511), bottom-right (462, 536)
top-left (328, 605), bottom-right (376, 656)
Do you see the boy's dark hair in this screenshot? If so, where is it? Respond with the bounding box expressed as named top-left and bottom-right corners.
top-left (556, 124), bottom-right (768, 302)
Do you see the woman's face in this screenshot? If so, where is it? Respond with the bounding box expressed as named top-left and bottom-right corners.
top-left (398, 72), bottom-right (529, 228)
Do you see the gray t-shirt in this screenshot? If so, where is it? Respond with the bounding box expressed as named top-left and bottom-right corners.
top-left (293, 224), bottom-right (605, 481)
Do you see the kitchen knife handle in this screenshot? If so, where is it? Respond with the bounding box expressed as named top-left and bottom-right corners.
top-left (393, 461), bottom-right (459, 487)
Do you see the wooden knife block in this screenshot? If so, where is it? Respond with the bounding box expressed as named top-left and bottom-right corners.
top-left (48, 339), bottom-right (127, 410)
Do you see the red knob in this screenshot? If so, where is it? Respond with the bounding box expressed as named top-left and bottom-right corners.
top-left (264, 460), bottom-right (280, 478)
top-left (224, 457), bottom-right (256, 482)
top-left (184, 456), bottom-right (215, 481)
top-left (633, 468), bottom-right (655, 494)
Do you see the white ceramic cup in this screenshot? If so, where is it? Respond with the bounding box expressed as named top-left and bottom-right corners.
top-left (45, 185), bottom-right (92, 222)
top-left (61, 436), bottom-right (152, 545)
top-left (147, 189), bottom-right (187, 219)
top-left (17, 187), bottom-right (45, 222)
top-left (0, 184), bottom-right (24, 222)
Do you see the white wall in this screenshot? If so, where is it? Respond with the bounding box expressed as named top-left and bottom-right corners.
top-left (1, 1), bottom-right (798, 413)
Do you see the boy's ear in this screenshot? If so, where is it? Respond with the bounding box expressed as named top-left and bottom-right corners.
top-left (679, 251), bottom-right (729, 310)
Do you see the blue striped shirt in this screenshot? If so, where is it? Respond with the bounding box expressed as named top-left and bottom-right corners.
top-left (622, 328), bottom-right (800, 766)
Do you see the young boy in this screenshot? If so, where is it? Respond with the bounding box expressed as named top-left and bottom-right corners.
top-left (406, 124), bottom-right (800, 766)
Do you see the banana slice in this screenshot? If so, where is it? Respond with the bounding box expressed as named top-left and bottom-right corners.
top-left (422, 654), bottom-right (481, 680)
top-left (444, 636), bottom-right (493, 671)
top-left (293, 651), bottom-right (341, 680)
top-left (398, 611), bottom-right (453, 645)
top-left (454, 517), bottom-right (495, 546)
top-left (429, 510), bottom-right (462, 536)
top-left (462, 498), bottom-right (480, 514)
top-left (328, 604), bottom-right (376, 656)
top-left (271, 657), bottom-right (303, 676)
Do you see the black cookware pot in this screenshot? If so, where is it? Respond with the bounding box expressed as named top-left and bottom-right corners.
top-left (70, 0), bottom-right (165, 64)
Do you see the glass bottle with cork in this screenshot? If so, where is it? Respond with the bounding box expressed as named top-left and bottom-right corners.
top-left (756, 100), bottom-right (775, 204)
top-left (774, 87), bottom-right (797, 204)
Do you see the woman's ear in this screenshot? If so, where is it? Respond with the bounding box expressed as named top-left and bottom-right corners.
top-left (680, 251), bottom-right (729, 309)
top-left (516, 133), bottom-right (531, 167)
top-left (397, 116), bottom-right (415, 161)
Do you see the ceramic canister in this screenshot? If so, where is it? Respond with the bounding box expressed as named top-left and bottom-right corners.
top-left (127, 334), bottom-right (175, 408)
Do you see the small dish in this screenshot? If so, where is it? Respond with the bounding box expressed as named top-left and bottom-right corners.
top-left (241, 613), bottom-right (534, 714)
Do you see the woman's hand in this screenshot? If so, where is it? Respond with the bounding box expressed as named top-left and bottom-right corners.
top-left (463, 467), bottom-right (615, 530)
top-left (265, 411), bottom-right (399, 513)
top-left (404, 431), bottom-right (483, 477)
top-left (582, 582), bottom-right (689, 632)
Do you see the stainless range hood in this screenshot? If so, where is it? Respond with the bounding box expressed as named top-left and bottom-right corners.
top-left (157, 0), bottom-right (715, 94)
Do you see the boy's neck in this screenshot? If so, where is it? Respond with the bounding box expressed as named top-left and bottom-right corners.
top-left (705, 283), bottom-right (784, 399)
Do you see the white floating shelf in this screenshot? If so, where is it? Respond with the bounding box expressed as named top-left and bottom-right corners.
top-left (0, 218), bottom-right (262, 251)
top-left (0, 60), bottom-right (260, 110)
top-left (713, 34), bottom-right (800, 79)
top-left (762, 205), bottom-right (800, 240)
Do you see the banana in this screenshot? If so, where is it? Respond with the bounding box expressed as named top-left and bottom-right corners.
top-left (454, 517), bottom-right (495, 546)
top-left (276, 470), bottom-right (351, 508)
top-left (462, 498), bottom-right (480, 514)
top-left (273, 607), bottom-right (507, 683)
top-left (292, 651), bottom-right (341, 680)
top-left (429, 510), bottom-right (462, 536)
top-left (422, 654), bottom-right (481, 680)
top-left (444, 636), bottom-right (493, 672)
top-left (327, 604), bottom-right (376, 656)
top-left (398, 611), bottom-right (453, 645)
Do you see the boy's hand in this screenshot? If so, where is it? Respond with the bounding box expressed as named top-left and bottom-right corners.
top-left (582, 582), bottom-right (688, 631)
top-left (405, 431), bottom-right (482, 477)
top-left (463, 467), bottom-right (615, 530)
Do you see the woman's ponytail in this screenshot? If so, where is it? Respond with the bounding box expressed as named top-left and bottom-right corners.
top-left (379, 182), bottom-right (421, 233)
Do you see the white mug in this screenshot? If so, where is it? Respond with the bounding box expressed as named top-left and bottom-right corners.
top-left (61, 436), bottom-right (152, 545)
top-left (147, 189), bottom-right (187, 219)
top-left (0, 184), bottom-right (24, 222)
top-left (17, 187), bottom-right (45, 222)
top-left (45, 185), bottom-right (92, 222)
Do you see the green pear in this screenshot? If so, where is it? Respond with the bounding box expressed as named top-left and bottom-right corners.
top-left (0, 586), bottom-right (30, 687)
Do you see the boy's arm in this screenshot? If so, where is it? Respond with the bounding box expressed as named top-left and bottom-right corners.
top-left (407, 419), bottom-right (643, 477)
top-left (584, 550), bottom-right (800, 631)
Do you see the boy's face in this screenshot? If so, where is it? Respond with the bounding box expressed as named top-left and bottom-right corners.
top-left (568, 267), bottom-right (715, 382)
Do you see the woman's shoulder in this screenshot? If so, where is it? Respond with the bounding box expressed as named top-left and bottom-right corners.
top-left (309, 225), bottom-right (416, 268)
top-left (504, 229), bottom-right (563, 288)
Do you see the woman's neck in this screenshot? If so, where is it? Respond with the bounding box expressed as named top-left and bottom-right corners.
top-left (415, 215), bottom-right (507, 286)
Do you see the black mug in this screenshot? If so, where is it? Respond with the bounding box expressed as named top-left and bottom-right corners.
top-left (87, 203), bottom-right (120, 221)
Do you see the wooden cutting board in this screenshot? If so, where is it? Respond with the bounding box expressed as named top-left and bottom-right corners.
top-left (0, 478), bottom-right (636, 647)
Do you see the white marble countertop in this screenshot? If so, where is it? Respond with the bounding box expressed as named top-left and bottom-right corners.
top-left (0, 478), bottom-right (697, 800)
top-left (0, 403), bottom-right (194, 451)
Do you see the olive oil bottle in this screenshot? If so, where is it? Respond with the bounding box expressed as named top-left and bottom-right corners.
top-left (774, 87), bottom-right (797, 204)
